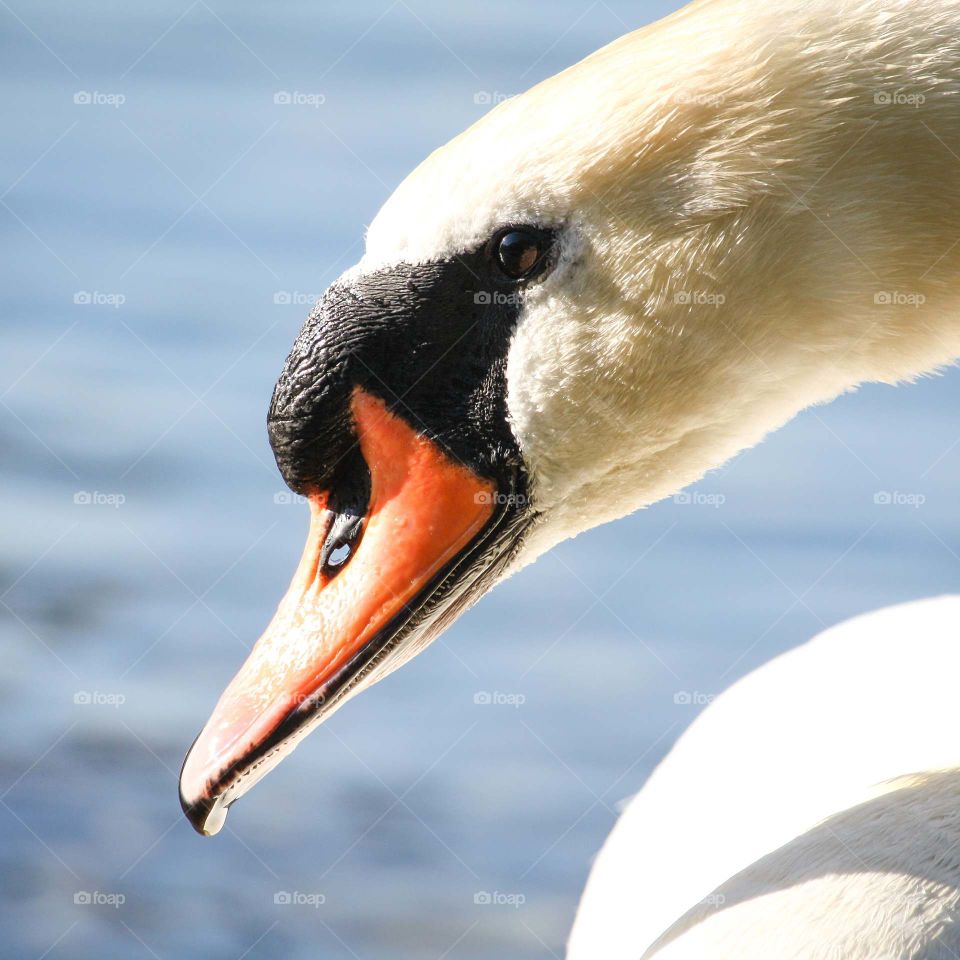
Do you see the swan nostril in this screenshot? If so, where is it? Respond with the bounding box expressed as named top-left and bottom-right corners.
top-left (320, 511), bottom-right (364, 577)
top-left (326, 541), bottom-right (353, 569)
top-left (318, 447), bottom-right (371, 579)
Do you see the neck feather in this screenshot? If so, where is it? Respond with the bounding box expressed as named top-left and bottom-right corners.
top-left (509, 0), bottom-right (960, 551)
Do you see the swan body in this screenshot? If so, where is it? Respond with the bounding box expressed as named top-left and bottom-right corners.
top-left (569, 596), bottom-right (960, 958)
top-left (179, 1), bottom-right (960, 957)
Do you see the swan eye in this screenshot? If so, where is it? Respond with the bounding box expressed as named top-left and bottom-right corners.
top-left (494, 228), bottom-right (550, 281)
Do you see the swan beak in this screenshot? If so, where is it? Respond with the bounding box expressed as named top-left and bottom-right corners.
top-left (179, 388), bottom-right (496, 836)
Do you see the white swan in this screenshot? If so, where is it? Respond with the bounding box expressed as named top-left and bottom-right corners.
top-left (179, 0), bottom-right (960, 955)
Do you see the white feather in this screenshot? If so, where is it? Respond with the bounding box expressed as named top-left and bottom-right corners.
top-left (569, 597), bottom-right (960, 958)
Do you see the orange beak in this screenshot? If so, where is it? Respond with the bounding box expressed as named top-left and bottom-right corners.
top-left (180, 388), bottom-right (495, 835)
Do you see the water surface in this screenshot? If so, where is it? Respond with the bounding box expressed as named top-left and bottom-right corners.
top-left (3, 2), bottom-right (959, 956)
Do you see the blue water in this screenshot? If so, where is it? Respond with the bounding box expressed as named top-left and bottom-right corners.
top-left (3, 2), bottom-right (960, 957)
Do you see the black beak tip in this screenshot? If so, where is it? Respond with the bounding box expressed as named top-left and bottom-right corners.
top-left (179, 734), bottom-right (224, 837)
top-left (180, 790), bottom-right (217, 837)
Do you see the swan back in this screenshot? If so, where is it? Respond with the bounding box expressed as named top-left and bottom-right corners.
top-left (569, 596), bottom-right (960, 958)
top-left (646, 770), bottom-right (960, 958)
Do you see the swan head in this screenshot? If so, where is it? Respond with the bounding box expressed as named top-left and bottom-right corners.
top-left (180, 0), bottom-right (960, 834)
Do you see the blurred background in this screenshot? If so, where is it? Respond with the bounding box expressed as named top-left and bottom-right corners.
top-left (3, 1), bottom-right (960, 957)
